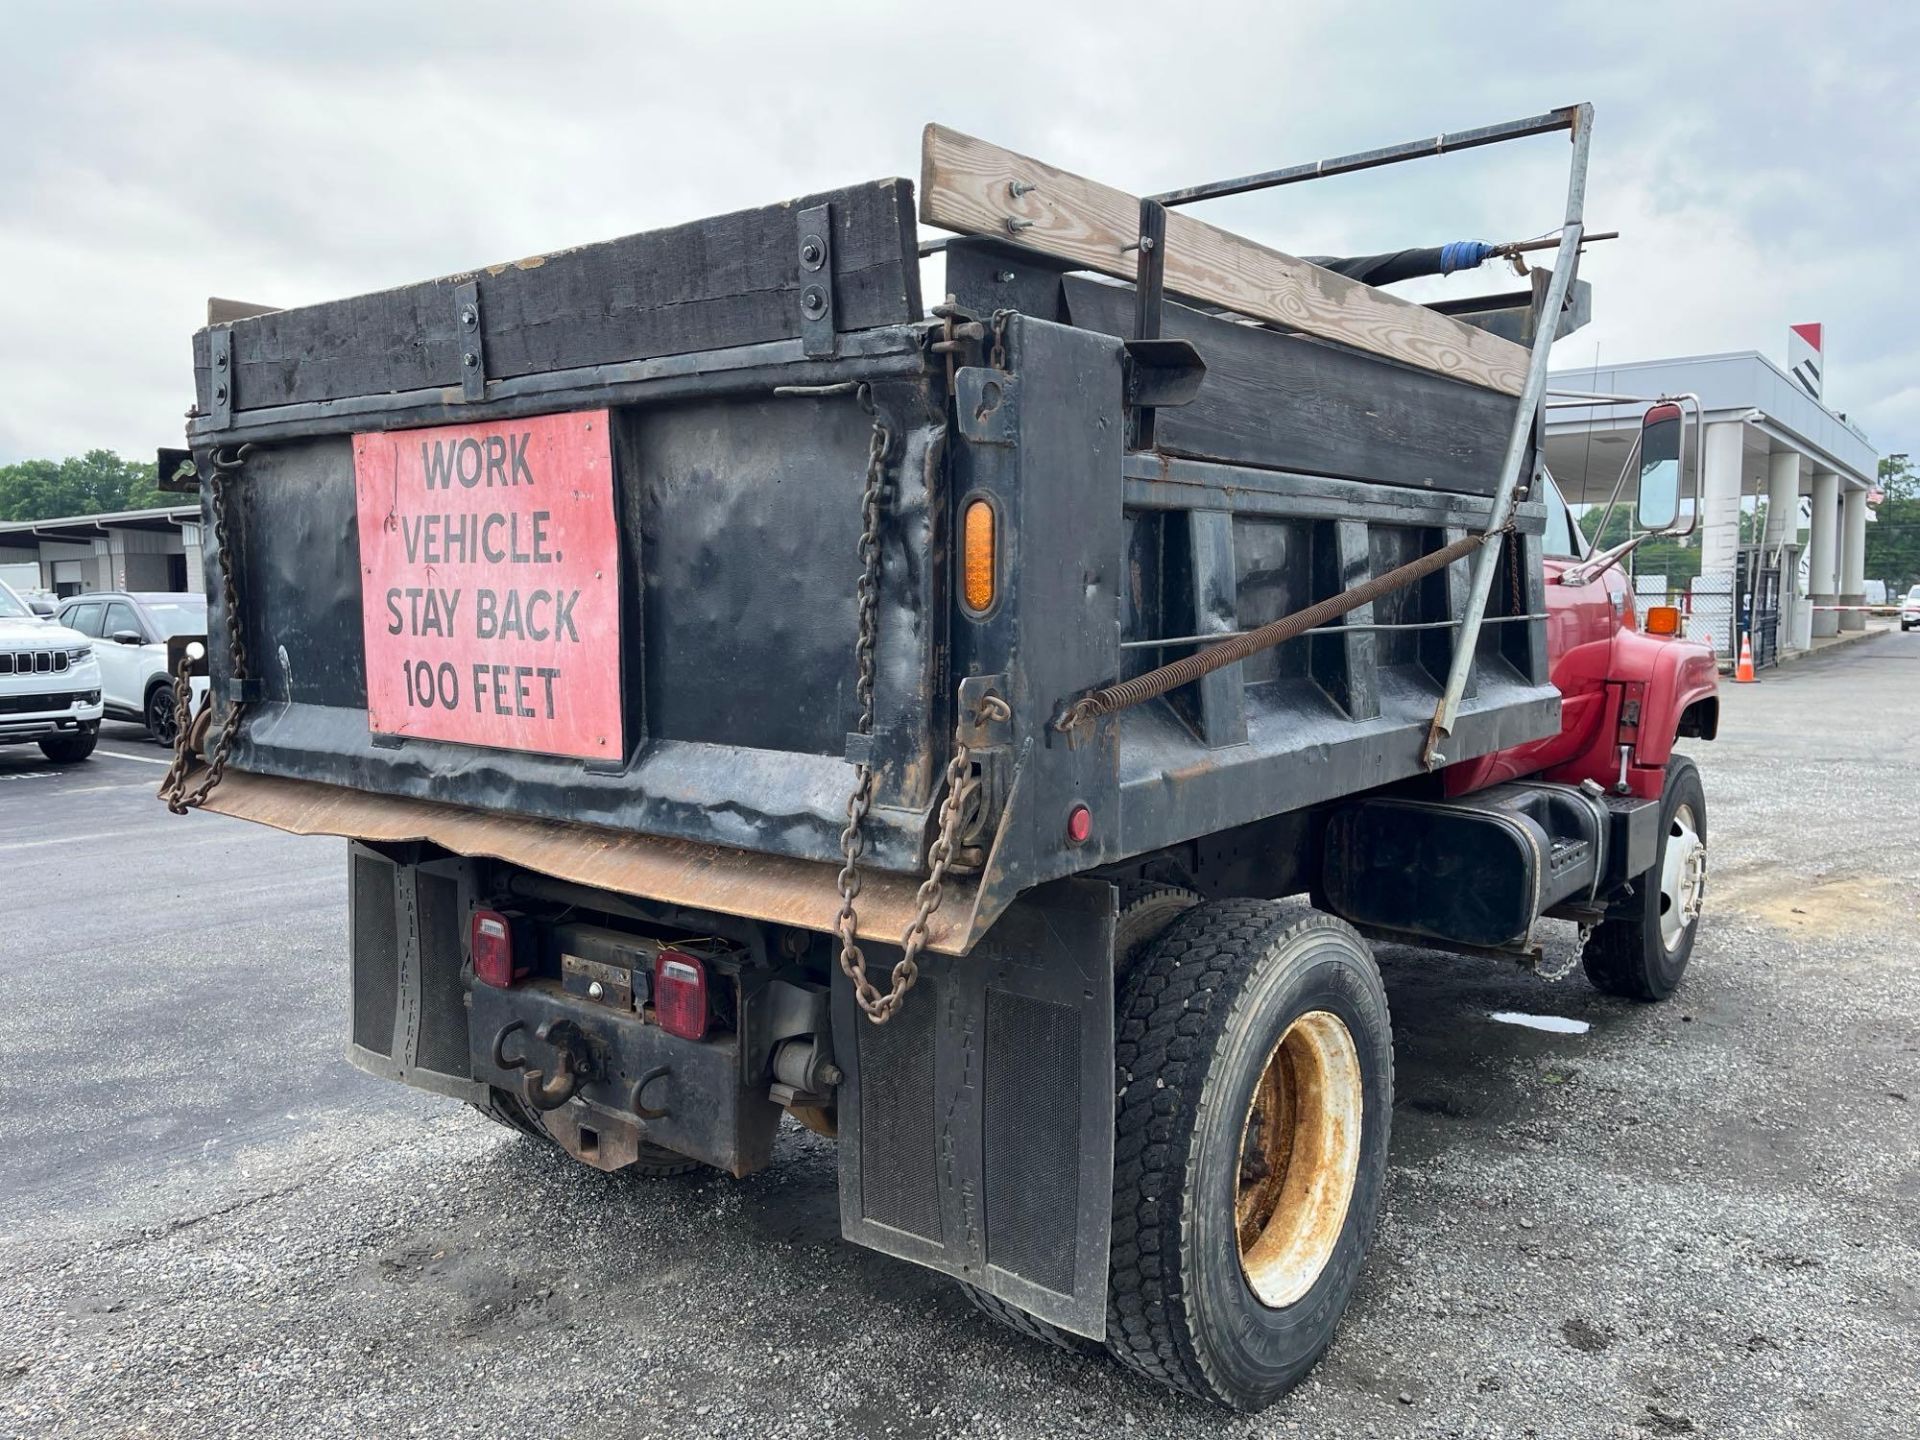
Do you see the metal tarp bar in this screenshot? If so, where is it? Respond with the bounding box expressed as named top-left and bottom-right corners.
top-left (1149, 108), bottom-right (1582, 208)
top-left (1421, 102), bottom-right (1595, 767)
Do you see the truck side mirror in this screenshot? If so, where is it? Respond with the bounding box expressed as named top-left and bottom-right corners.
top-left (1635, 403), bottom-right (1684, 533)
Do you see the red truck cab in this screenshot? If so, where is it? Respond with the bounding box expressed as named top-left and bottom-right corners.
top-left (1451, 471), bottom-right (1719, 803)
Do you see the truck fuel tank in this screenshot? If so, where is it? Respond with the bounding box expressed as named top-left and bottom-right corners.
top-left (1318, 782), bottom-right (1633, 953)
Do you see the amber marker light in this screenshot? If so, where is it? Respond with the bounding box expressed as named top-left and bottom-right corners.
top-left (962, 499), bottom-right (996, 613)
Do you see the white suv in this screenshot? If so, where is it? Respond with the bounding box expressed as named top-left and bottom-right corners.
top-left (1902, 585), bottom-right (1920, 632)
top-left (54, 591), bottom-right (209, 746)
top-left (0, 581), bottom-right (104, 762)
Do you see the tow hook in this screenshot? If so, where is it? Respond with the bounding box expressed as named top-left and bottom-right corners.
top-left (490, 1018), bottom-right (593, 1112)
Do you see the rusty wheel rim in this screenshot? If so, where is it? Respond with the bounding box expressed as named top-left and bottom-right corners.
top-left (1235, 1009), bottom-right (1363, 1309)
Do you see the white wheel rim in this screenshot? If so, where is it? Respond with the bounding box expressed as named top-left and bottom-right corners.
top-left (1235, 1010), bottom-right (1363, 1309)
top-left (1659, 802), bottom-right (1706, 953)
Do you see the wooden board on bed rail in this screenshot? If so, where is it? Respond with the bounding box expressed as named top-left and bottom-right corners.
top-left (920, 124), bottom-right (1530, 398)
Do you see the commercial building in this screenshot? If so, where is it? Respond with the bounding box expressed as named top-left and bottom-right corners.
top-left (0, 505), bottom-right (202, 599)
top-left (1545, 336), bottom-right (1878, 662)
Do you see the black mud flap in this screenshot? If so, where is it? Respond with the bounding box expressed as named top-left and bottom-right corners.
top-left (834, 877), bottom-right (1115, 1339)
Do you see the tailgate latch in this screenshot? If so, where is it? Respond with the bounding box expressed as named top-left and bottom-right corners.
top-left (953, 674), bottom-right (1015, 860)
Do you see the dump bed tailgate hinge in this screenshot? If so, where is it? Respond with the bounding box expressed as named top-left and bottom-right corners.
top-left (454, 278), bottom-right (485, 401)
top-left (797, 202), bottom-right (836, 357)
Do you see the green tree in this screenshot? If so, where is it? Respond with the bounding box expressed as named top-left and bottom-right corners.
top-left (1866, 454), bottom-right (1920, 595)
top-left (0, 450), bottom-right (168, 522)
top-left (1576, 499), bottom-right (1781, 590)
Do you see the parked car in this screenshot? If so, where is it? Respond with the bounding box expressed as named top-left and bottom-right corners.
top-left (1902, 585), bottom-right (1920, 632)
top-left (54, 591), bottom-right (209, 745)
top-left (0, 580), bottom-right (103, 762)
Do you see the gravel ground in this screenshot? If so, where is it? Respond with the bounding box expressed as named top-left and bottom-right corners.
top-left (2, 637), bottom-right (1916, 1440)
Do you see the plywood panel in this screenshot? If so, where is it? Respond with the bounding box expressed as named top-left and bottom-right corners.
top-left (921, 124), bottom-right (1528, 397)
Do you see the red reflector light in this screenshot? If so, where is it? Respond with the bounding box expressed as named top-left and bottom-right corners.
top-left (471, 908), bottom-right (517, 988)
top-left (1066, 803), bottom-right (1092, 844)
top-left (653, 949), bottom-right (710, 1040)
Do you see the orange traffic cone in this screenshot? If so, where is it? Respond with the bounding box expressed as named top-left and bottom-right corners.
top-left (1735, 633), bottom-right (1756, 683)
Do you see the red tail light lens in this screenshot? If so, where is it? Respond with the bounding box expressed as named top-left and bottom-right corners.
top-left (471, 909), bottom-right (517, 988)
top-left (653, 949), bottom-right (709, 1040)
top-left (1066, 803), bottom-right (1093, 844)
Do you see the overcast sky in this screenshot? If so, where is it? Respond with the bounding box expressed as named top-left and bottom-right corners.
top-left (3, 1), bottom-right (1912, 465)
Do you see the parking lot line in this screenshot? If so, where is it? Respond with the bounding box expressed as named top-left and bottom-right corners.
top-left (0, 830), bottom-right (132, 853)
top-left (97, 749), bottom-right (173, 766)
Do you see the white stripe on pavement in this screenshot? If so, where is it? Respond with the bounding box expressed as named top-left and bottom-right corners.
top-left (97, 749), bottom-right (174, 766)
top-left (0, 830), bottom-right (132, 853)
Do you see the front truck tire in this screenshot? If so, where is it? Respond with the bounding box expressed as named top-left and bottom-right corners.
top-left (469, 1087), bottom-right (701, 1177)
top-left (1107, 900), bottom-right (1393, 1410)
top-left (1583, 755), bottom-right (1707, 1001)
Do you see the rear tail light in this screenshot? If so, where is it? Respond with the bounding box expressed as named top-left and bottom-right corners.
top-left (471, 908), bottom-right (518, 988)
top-left (653, 949), bottom-right (710, 1040)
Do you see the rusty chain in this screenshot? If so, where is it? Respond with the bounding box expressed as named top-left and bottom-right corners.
top-left (833, 382), bottom-right (1008, 1024)
top-left (833, 386), bottom-right (894, 1020)
top-left (158, 445), bottom-right (252, 814)
top-left (837, 689), bottom-right (1008, 1025)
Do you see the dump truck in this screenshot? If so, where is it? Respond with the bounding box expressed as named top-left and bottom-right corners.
top-left (159, 104), bottom-right (1720, 1410)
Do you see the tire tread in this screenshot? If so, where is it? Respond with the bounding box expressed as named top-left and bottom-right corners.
top-left (958, 1284), bottom-right (1103, 1355)
top-left (1105, 898), bottom-right (1388, 1406)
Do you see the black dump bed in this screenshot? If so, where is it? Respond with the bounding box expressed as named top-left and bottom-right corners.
top-left (178, 158), bottom-right (1561, 952)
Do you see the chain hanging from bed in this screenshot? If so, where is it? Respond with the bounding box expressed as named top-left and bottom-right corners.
top-left (830, 379), bottom-right (1007, 1025)
top-left (158, 445), bottom-right (253, 815)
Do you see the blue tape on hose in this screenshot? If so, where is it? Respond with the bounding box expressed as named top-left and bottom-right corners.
top-left (1439, 240), bottom-right (1495, 275)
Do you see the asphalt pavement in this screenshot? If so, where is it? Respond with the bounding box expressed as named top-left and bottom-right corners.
top-left (2, 637), bottom-right (1916, 1439)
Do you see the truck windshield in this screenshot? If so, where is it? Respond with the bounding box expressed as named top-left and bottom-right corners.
top-left (1540, 475), bottom-right (1583, 559)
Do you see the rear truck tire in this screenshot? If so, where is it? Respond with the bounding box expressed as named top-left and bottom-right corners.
top-left (146, 680), bottom-right (179, 747)
top-left (1582, 755), bottom-right (1707, 1002)
top-left (956, 880), bottom-right (1203, 1354)
top-left (37, 725), bottom-right (97, 764)
top-left (1113, 881), bottom-right (1201, 987)
top-left (958, 1285), bottom-right (1104, 1356)
top-left (1106, 899), bottom-right (1393, 1411)
top-left (469, 1087), bottom-right (702, 1177)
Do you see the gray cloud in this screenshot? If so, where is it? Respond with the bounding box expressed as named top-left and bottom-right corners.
top-left (3, 0), bottom-right (1912, 461)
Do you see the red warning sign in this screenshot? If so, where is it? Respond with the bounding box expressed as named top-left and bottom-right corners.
top-left (352, 409), bottom-right (622, 760)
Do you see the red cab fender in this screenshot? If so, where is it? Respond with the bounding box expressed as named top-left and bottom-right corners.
top-left (1611, 628), bottom-right (1719, 770)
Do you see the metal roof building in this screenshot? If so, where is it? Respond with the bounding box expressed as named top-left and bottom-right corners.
top-left (1545, 346), bottom-right (1880, 653)
top-left (0, 505), bottom-right (203, 600)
